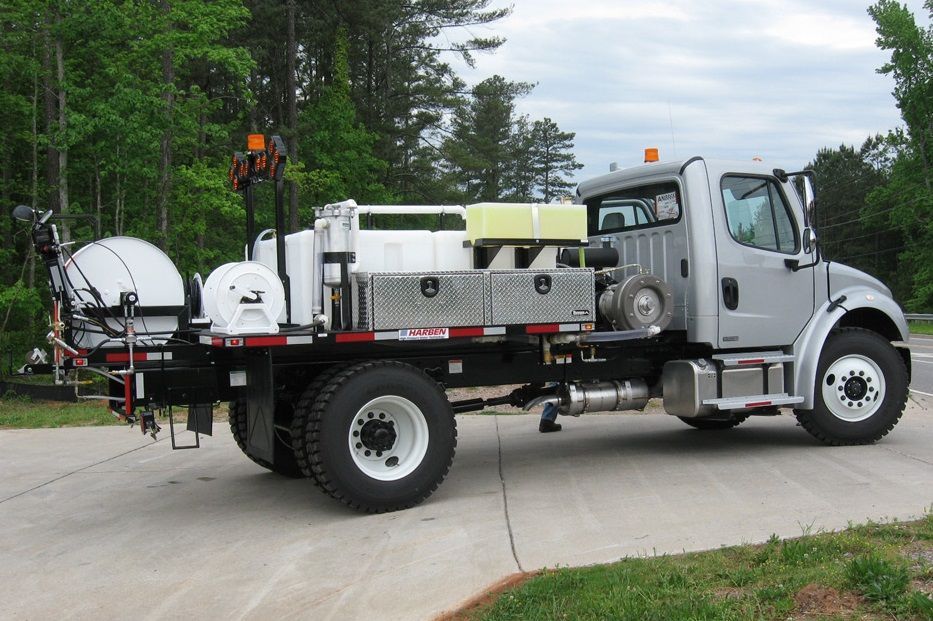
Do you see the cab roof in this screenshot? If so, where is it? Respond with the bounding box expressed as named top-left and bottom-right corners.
top-left (575, 157), bottom-right (789, 200)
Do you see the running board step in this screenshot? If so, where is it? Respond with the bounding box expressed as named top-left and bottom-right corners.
top-left (713, 351), bottom-right (795, 366)
top-left (702, 393), bottom-right (804, 411)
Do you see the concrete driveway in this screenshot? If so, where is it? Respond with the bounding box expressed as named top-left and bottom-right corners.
top-left (1, 398), bottom-right (930, 620)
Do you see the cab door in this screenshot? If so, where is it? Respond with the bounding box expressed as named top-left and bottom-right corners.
top-left (710, 168), bottom-right (814, 348)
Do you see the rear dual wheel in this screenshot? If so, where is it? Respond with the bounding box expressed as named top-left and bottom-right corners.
top-left (293, 360), bottom-right (457, 513)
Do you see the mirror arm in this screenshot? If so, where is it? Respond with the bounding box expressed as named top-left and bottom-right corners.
top-left (786, 236), bottom-right (822, 272)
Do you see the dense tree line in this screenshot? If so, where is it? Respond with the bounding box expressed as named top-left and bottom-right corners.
top-left (0, 0), bottom-right (582, 368)
top-left (808, 1), bottom-right (931, 311)
top-left (0, 1), bottom-right (929, 371)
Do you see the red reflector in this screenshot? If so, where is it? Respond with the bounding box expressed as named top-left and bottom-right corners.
top-left (211, 337), bottom-right (224, 347)
top-left (526, 324), bottom-right (560, 334)
top-left (105, 352), bottom-right (147, 363)
top-left (739, 359), bottom-right (765, 365)
top-left (450, 327), bottom-right (484, 338)
top-left (746, 401), bottom-right (772, 408)
top-left (335, 332), bottom-right (375, 343)
top-left (245, 336), bottom-right (287, 347)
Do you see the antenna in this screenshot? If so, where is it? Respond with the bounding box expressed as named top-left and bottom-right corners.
top-left (668, 101), bottom-right (677, 157)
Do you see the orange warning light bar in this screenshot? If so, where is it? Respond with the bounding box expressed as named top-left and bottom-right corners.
top-left (247, 134), bottom-right (265, 152)
top-left (644, 148), bottom-right (659, 163)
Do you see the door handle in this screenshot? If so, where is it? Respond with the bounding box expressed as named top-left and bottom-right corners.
top-left (721, 277), bottom-right (739, 310)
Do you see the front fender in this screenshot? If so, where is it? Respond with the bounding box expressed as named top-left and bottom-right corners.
top-left (792, 287), bottom-right (908, 409)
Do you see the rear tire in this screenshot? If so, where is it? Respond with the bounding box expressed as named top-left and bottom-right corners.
top-left (228, 398), bottom-right (303, 478)
top-left (794, 328), bottom-right (907, 445)
top-left (291, 365), bottom-right (344, 479)
top-left (678, 414), bottom-right (748, 430)
top-left (297, 360), bottom-right (457, 513)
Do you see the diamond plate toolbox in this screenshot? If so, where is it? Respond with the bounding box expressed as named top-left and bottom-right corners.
top-left (487, 268), bottom-right (594, 325)
top-left (362, 271), bottom-right (487, 330)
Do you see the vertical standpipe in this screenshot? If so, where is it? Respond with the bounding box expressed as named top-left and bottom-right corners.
top-left (274, 178), bottom-right (291, 324)
top-left (318, 200), bottom-right (359, 330)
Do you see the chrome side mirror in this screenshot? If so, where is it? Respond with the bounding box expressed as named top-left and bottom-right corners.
top-left (803, 227), bottom-right (818, 254)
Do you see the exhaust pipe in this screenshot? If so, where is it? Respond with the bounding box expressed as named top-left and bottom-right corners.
top-left (523, 379), bottom-right (650, 416)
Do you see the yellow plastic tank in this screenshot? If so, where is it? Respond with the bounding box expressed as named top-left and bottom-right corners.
top-left (466, 203), bottom-right (586, 243)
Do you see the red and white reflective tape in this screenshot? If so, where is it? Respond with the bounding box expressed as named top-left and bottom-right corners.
top-left (104, 352), bottom-right (173, 363)
top-left (526, 322), bottom-right (593, 335)
top-left (203, 322), bottom-right (591, 348)
top-left (198, 334), bottom-right (313, 347)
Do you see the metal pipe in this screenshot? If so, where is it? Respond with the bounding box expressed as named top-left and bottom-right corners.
top-left (245, 184), bottom-right (256, 260)
top-left (274, 179), bottom-right (291, 323)
top-left (579, 326), bottom-right (660, 343)
top-left (78, 394), bottom-right (125, 402)
top-left (355, 204), bottom-right (466, 218)
top-left (522, 379), bottom-right (650, 416)
top-left (522, 395), bottom-right (560, 411)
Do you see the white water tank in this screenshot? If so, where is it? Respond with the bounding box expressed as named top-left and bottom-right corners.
top-left (64, 237), bottom-right (184, 348)
top-left (356, 230), bottom-right (436, 272)
top-left (254, 230), bottom-right (319, 326)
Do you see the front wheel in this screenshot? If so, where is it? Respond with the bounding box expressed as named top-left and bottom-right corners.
top-left (295, 361), bottom-right (457, 513)
top-left (794, 328), bottom-right (908, 445)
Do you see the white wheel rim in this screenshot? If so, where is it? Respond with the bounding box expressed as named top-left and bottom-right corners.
top-left (821, 354), bottom-right (885, 422)
top-left (347, 396), bottom-right (429, 481)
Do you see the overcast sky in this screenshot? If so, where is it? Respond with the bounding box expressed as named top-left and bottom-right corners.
top-left (444, 0), bottom-right (930, 184)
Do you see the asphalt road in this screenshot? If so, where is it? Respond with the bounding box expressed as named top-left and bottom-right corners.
top-left (1, 400), bottom-right (930, 620)
top-left (909, 334), bottom-right (933, 396)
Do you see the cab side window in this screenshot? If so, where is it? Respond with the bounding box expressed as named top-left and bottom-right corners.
top-left (721, 176), bottom-right (798, 253)
top-left (586, 182), bottom-right (682, 236)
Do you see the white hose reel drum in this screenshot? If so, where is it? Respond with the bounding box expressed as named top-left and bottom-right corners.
top-left (64, 237), bottom-right (185, 348)
top-left (598, 274), bottom-right (674, 331)
top-left (203, 261), bottom-right (285, 335)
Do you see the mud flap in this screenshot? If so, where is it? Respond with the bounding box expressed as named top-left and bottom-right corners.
top-left (245, 349), bottom-right (275, 463)
top-left (186, 404), bottom-right (214, 436)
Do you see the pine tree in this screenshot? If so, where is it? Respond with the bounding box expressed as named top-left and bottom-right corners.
top-left (299, 29), bottom-right (392, 210)
top-left (445, 75), bottom-right (532, 202)
top-left (505, 115), bottom-right (536, 202)
top-left (529, 118), bottom-right (583, 203)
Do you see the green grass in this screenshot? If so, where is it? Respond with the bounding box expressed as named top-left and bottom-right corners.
top-left (461, 515), bottom-right (933, 621)
top-left (0, 395), bottom-right (121, 429)
top-left (910, 321), bottom-right (933, 336)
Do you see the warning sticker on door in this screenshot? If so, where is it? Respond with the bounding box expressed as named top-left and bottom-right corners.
top-left (655, 191), bottom-right (679, 220)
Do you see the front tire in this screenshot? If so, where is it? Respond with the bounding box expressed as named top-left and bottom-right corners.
top-left (297, 361), bottom-right (457, 513)
top-left (794, 328), bottom-right (907, 445)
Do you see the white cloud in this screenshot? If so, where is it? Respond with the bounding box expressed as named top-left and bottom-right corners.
top-left (442, 0), bottom-right (931, 182)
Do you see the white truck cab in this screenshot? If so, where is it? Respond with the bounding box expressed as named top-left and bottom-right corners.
top-left (579, 156), bottom-right (909, 438)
